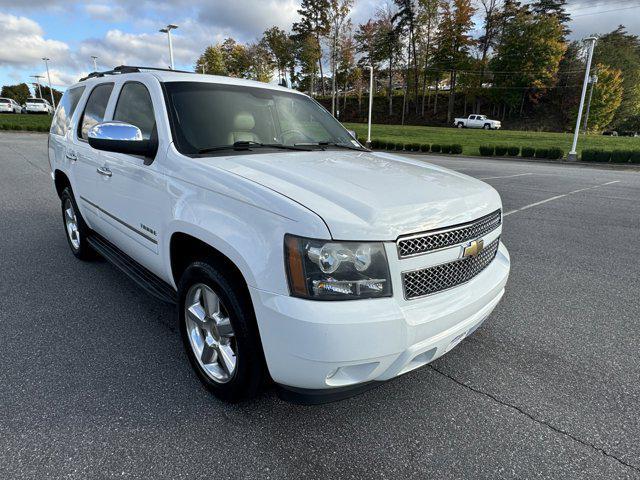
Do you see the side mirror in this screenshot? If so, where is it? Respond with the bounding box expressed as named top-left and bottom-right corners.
top-left (347, 129), bottom-right (358, 140)
top-left (88, 121), bottom-right (157, 159)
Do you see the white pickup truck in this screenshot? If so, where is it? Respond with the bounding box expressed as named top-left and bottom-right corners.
top-left (48, 66), bottom-right (510, 403)
top-left (455, 115), bottom-right (501, 130)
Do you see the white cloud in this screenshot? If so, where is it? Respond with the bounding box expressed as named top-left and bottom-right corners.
top-left (0, 13), bottom-right (70, 67)
top-left (197, 0), bottom-right (300, 39)
top-left (84, 4), bottom-right (129, 22)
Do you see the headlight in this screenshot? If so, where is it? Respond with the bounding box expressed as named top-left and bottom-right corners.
top-left (284, 235), bottom-right (392, 300)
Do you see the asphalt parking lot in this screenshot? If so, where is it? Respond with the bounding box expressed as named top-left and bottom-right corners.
top-left (1, 131), bottom-right (639, 479)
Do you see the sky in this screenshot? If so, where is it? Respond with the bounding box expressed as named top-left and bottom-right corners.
top-left (1, 0), bottom-right (639, 95)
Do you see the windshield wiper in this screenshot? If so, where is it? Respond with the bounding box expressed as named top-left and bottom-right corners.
top-left (198, 141), bottom-right (311, 154)
top-left (294, 141), bottom-right (366, 151)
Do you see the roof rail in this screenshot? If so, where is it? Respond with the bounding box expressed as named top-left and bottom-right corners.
top-left (79, 65), bottom-right (194, 82)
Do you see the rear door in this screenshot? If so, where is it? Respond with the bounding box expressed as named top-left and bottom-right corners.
top-left (49, 85), bottom-right (85, 182)
top-left (68, 82), bottom-right (114, 229)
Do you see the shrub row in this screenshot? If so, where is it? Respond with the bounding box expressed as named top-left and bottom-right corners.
top-left (581, 149), bottom-right (640, 164)
top-left (0, 124), bottom-right (49, 132)
top-left (370, 139), bottom-right (462, 155)
top-left (479, 145), bottom-right (564, 160)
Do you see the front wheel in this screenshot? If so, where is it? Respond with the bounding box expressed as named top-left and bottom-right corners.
top-left (178, 261), bottom-right (265, 402)
top-left (457, 122), bottom-right (464, 129)
top-left (484, 124), bottom-right (491, 130)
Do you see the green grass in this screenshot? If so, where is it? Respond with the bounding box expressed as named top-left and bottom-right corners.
top-left (0, 113), bottom-right (52, 131)
top-left (345, 123), bottom-right (640, 157)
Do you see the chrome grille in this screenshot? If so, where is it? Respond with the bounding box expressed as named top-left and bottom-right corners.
top-left (402, 238), bottom-right (500, 300)
top-left (397, 210), bottom-right (501, 258)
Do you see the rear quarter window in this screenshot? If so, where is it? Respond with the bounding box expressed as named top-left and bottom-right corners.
top-left (50, 86), bottom-right (86, 137)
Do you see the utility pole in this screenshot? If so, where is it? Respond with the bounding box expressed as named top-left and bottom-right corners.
top-left (42, 57), bottom-right (56, 109)
top-left (365, 65), bottom-right (374, 148)
top-left (31, 75), bottom-right (43, 99)
top-left (583, 73), bottom-right (598, 134)
top-left (568, 37), bottom-right (597, 161)
top-left (91, 56), bottom-right (98, 71)
top-left (159, 24), bottom-right (178, 69)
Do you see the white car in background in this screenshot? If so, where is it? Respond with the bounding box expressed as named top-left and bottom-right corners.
top-left (25, 98), bottom-right (54, 114)
top-left (455, 115), bottom-right (501, 130)
top-left (0, 98), bottom-right (22, 113)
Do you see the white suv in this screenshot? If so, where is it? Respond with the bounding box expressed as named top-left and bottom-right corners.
top-left (48, 66), bottom-right (510, 403)
top-left (25, 97), bottom-right (54, 114)
top-left (0, 97), bottom-right (22, 113)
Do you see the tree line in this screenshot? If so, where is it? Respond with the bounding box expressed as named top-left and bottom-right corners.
top-left (194, 0), bottom-right (640, 132)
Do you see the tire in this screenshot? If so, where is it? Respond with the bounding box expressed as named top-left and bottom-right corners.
top-left (178, 261), bottom-right (265, 402)
top-left (60, 187), bottom-right (95, 260)
top-left (457, 122), bottom-right (464, 128)
top-left (484, 124), bottom-right (491, 130)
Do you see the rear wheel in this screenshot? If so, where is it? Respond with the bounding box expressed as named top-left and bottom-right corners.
top-left (60, 187), bottom-right (95, 260)
top-left (178, 261), bottom-right (265, 402)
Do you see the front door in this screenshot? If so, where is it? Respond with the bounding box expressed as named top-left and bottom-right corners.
top-left (92, 80), bottom-right (166, 277)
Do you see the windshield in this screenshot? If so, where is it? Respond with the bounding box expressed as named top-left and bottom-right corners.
top-left (0, 99), bottom-right (9, 104)
top-left (164, 82), bottom-right (362, 155)
top-left (28, 99), bottom-right (45, 104)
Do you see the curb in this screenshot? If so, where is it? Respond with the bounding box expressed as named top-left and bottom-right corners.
top-left (381, 149), bottom-right (640, 172)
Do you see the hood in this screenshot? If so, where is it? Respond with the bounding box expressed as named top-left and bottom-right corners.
top-left (204, 150), bottom-right (501, 240)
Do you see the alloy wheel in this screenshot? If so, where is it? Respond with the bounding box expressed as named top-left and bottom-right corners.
top-left (64, 198), bottom-right (81, 250)
top-left (184, 283), bottom-right (237, 383)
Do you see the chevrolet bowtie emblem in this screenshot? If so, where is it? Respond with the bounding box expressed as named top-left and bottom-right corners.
top-left (463, 239), bottom-right (484, 258)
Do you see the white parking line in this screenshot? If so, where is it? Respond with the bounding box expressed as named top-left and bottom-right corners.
top-left (504, 180), bottom-right (621, 217)
top-left (480, 173), bottom-right (536, 180)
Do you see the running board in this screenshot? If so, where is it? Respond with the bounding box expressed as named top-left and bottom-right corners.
top-left (87, 234), bottom-right (177, 305)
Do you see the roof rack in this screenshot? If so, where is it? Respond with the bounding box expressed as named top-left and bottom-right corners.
top-left (79, 65), bottom-right (195, 82)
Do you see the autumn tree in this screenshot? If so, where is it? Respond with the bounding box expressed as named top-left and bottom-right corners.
top-left (475, 0), bottom-right (502, 111)
top-left (393, 0), bottom-right (420, 117)
top-left (1, 83), bottom-right (31, 105)
top-left (593, 26), bottom-right (640, 128)
top-left (220, 38), bottom-right (253, 78)
top-left (417, 0), bottom-right (439, 115)
top-left (247, 40), bottom-right (275, 83)
top-left (531, 0), bottom-right (570, 37)
top-left (434, 0), bottom-right (476, 123)
top-left (195, 45), bottom-right (227, 75)
top-left (327, 0), bottom-right (353, 115)
top-left (296, 34), bottom-right (322, 95)
top-left (490, 10), bottom-right (565, 116)
top-left (585, 64), bottom-right (624, 132)
top-left (373, 4), bottom-right (402, 115)
top-left (293, 0), bottom-right (331, 95)
top-left (263, 27), bottom-right (295, 84)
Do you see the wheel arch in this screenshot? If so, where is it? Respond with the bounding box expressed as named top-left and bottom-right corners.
top-left (169, 231), bottom-right (252, 298)
top-left (54, 169), bottom-right (71, 198)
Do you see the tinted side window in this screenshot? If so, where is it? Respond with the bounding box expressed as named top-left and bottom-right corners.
top-left (79, 83), bottom-right (114, 140)
top-left (113, 82), bottom-right (156, 139)
top-left (50, 86), bottom-right (85, 136)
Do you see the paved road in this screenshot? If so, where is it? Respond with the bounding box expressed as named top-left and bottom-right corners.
top-left (1, 132), bottom-right (639, 479)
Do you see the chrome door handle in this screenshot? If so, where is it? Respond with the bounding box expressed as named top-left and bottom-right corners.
top-left (96, 166), bottom-right (112, 177)
top-left (65, 151), bottom-right (77, 161)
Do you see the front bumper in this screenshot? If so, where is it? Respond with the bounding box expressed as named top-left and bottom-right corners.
top-left (250, 242), bottom-right (510, 392)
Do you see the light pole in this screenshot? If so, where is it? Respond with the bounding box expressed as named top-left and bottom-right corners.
top-left (42, 57), bottom-right (56, 109)
top-left (583, 73), bottom-right (598, 134)
top-left (159, 24), bottom-right (178, 70)
top-left (568, 36), bottom-right (597, 161)
top-left (30, 75), bottom-right (43, 99)
top-left (91, 56), bottom-right (98, 71)
top-left (365, 66), bottom-right (374, 148)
